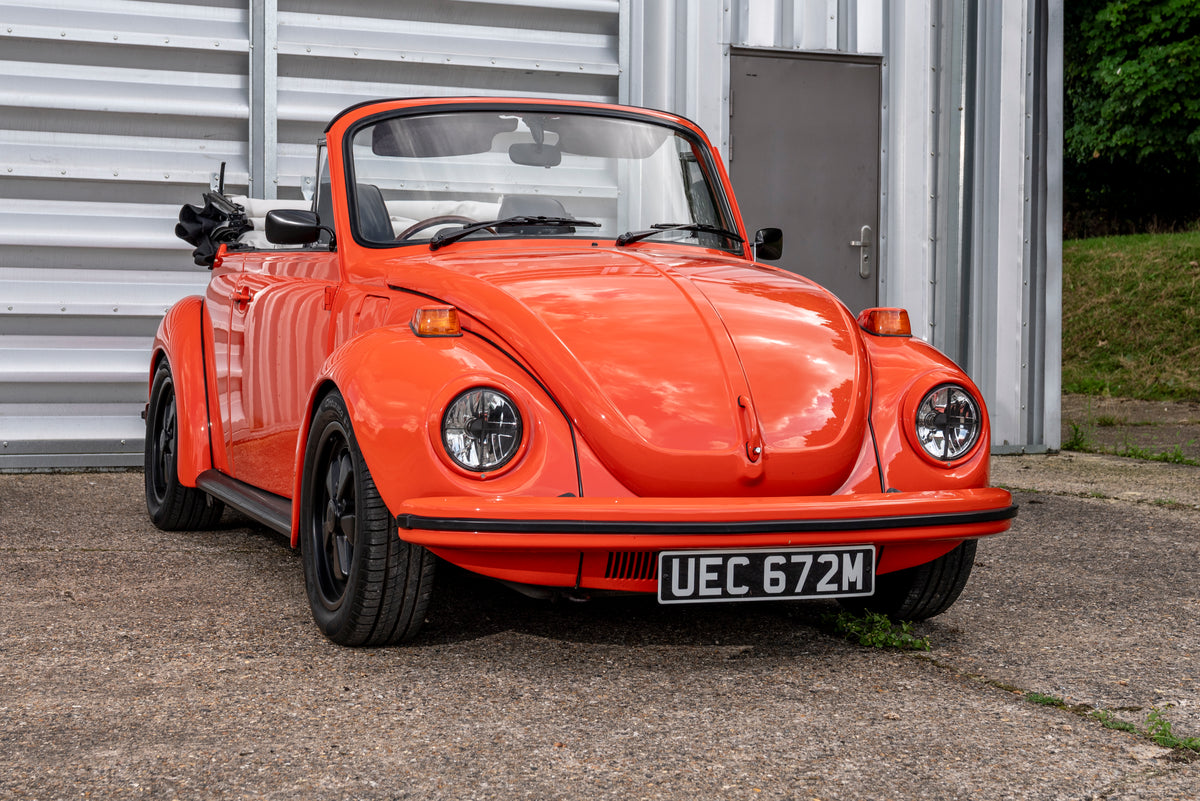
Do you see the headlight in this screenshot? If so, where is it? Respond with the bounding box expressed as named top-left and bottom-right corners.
top-left (441, 388), bottom-right (523, 472)
top-left (915, 384), bottom-right (981, 462)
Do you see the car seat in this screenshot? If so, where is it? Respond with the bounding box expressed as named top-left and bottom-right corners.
top-left (315, 182), bottom-right (395, 242)
top-left (498, 195), bottom-right (575, 235)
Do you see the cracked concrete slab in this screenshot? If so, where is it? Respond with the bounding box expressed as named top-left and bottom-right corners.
top-left (1, 464), bottom-right (1197, 800)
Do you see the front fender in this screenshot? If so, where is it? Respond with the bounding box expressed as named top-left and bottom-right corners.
top-left (288, 327), bottom-right (581, 544)
top-left (151, 296), bottom-right (214, 487)
top-left (864, 335), bottom-right (992, 492)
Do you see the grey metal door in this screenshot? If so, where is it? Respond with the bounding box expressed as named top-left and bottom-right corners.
top-left (729, 50), bottom-right (882, 312)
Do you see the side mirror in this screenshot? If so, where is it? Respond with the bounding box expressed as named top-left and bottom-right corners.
top-left (753, 227), bottom-right (783, 261)
top-left (265, 209), bottom-right (330, 246)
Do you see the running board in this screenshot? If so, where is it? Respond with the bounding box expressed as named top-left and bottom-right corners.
top-left (196, 470), bottom-right (292, 536)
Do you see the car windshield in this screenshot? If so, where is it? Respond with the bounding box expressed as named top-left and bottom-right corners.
top-left (346, 108), bottom-right (738, 252)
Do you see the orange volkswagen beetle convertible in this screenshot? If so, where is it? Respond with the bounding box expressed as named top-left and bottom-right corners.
top-left (149, 97), bottom-right (1016, 646)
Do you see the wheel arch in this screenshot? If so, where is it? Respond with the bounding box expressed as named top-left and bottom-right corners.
top-left (287, 330), bottom-right (471, 546)
top-left (151, 295), bottom-right (214, 487)
top-left (287, 327), bottom-right (582, 545)
top-left (290, 377), bottom-right (342, 546)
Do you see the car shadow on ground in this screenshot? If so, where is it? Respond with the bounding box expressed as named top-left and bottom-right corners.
top-left (211, 507), bottom-right (961, 657)
top-left (418, 561), bottom-right (861, 652)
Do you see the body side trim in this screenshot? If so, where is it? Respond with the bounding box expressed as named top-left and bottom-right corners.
top-left (197, 469), bottom-right (291, 535)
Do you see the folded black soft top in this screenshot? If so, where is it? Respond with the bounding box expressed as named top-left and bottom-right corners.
top-left (174, 190), bottom-right (251, 267)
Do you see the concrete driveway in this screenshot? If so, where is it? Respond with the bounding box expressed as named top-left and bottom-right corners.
top-left (2, 456), bottom-right (1197, 800)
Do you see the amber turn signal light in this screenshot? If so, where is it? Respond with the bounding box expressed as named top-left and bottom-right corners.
top-left (411, 306), bottom-right (462, 337)
top-left (857, 307), bottom-right (912, 337)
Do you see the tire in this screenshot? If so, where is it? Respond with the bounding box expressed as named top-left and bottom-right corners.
top-left (144, 361), bottom-right (224, 530)
top-left (300, 391), bottom-right (436, 646)
top-left (839, 539), bottom-right (977, 621)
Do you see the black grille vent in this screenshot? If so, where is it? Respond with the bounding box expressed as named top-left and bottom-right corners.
top-left (605, 551), bottom-right (658, 581)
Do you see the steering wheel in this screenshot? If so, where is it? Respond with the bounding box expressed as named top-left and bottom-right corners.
top-left (396, 215), bottom-right (488, 241)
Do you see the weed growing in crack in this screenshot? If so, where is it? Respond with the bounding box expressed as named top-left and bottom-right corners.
top-left (822, 610), bottom-right (930, 651)
top-left (1033, 700), bottom-right (1200, 755)
top-left (1026, 692), bottom-right (1069, 708)
top-left (1146, 706), bottom-right (1200, 752)
top-left (1091, 709), bottom-right (1139, 734)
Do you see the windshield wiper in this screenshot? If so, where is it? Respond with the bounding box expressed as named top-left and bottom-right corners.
top-left (615, 222), bottom-right (745, 247)
top-left (429, 216), bottom-right (600, 251)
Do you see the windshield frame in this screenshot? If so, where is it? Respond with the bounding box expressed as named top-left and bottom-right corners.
top-left (340, 102), bottom-right (744, 256)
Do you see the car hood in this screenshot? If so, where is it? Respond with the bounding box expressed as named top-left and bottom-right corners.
top-left (384, 246), bottom-right (871, 496)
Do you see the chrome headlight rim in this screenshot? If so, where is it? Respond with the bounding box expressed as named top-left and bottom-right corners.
top-left (913, 383), bottom-right (982, 464)
top-left (441, 386), bottom-right (524, 473)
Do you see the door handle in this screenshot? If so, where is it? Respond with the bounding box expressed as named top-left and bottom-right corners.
top-left (849, 225), bottom-right (873, 279)
top-left (231, 286), bottom-right (255, 308)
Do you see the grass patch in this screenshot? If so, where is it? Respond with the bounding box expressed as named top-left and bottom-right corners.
top-left (822, 610), bottom-right (931, 651)
top-left (1064, 231), bottom-right (1200, 401)
top-left (1058, 417), bottom-right (1200, 465)
top-left (1114, 442), bottom-right (1199, 466)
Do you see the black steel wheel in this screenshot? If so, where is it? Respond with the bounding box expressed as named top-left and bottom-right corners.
top-left (144, 361), bottom-right (224, 530)
top-left (300, 390), bottom-right (435, 646)
top-left (839, 539), bottom-right (977, 621)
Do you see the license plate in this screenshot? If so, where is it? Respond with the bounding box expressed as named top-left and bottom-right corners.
top-left (657, 546), bottom-right (875, 605)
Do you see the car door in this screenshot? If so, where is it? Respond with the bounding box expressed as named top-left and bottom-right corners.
top-left (209, 249), bottom-right (340, 497)
top-left (205, 251), bottom-right (242, 475)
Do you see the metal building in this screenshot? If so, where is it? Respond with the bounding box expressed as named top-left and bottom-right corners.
top-left (0, 0), bottom-right (1061, 469)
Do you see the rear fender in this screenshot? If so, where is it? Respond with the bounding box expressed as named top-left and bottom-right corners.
top-left (288, 327), bottom-right (581, 545)
top-left (151, 296), bottom-right (216, 487)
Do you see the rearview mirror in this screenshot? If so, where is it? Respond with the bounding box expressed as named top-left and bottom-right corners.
top-left (508, 142), bottom-right (562, 168)
top-left (753, 227), bottom-right (783, 261)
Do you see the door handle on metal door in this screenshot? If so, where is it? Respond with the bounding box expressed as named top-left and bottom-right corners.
top-left (232, 286), bottom-right (255, 308)
top-left (849, 225), bottom-right (873, 279)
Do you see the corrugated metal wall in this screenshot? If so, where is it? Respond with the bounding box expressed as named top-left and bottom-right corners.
top-left (1, 0), bottom-right (1060, 468)
top-left (732, 0), bottom-right (883, 53)
top-left (0, 0), bottom-right (620, 469)
top-left (877, 0), bottom-right (1061, 452)
top-left (1, 0), bottom-right (252, 468)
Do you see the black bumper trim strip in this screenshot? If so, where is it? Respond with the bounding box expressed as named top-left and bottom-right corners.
top-left (397, 504), bottom-right (1019, 536)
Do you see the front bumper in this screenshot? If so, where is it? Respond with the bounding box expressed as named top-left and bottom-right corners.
top-left (396, 487), bottom-right (1016, 549)
top-left (396, 488), bottom-right (1015, 590)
